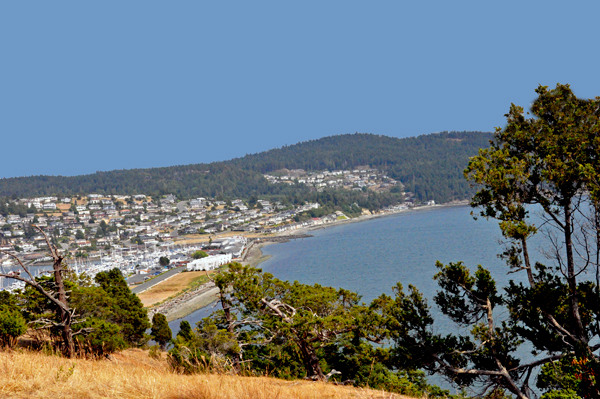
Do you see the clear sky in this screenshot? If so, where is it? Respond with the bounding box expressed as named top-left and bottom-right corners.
top-left (1, 2), bottom-right (599, 178)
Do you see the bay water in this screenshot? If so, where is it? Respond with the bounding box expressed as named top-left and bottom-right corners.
top-left (171, 205), bottom-right (533, 332)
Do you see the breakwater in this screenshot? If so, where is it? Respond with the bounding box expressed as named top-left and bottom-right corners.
top-left (148, 280), bottom-right (217, 321)
top-left (241, 234), bottom-right (313, 262)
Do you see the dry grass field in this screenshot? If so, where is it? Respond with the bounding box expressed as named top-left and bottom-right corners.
top-left (56, 203), bottom-right (71, 212)
top-left (137, 271), bottom-right (214, 307)
top-left (0, 349), bottom-right (410, 399)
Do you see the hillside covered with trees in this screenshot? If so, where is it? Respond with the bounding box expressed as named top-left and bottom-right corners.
top-left (0, 131), bottom-right (492, 203)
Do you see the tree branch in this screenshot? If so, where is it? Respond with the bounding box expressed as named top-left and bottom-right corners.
top-left (509, 353), bottom-right (568, 372)
top-left (260, 298), bottom-right (296, 323)
top-left (0, 248), bottom-right (34, 281)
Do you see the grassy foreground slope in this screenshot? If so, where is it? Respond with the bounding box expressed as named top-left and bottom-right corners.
top-left (0, 131), bottom-right (492, 203)
top-left (1, 349), bottom-right (410, 399)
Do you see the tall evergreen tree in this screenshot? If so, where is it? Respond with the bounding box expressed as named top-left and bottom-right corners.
top-left (177, 320), bottom-right (193, 342)
top-left (151, 313), bottom-right (172, 350)
top-left (94, 269), bottom-right (150, 346)
top-left (379, 84), bottom-right (600, 399)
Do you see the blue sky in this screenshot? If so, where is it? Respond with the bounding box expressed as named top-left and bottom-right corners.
top-left (1, 2), bottom-right (599, 178)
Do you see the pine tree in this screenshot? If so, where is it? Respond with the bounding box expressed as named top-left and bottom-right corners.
top-left (94, 268), bottom-right (150, 345)
top-left (151, 313), bottom-right (172, 350)
top-left (177, 320), bottom-right (193, 342)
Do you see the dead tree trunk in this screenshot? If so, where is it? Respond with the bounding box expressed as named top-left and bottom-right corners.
top-left (51, 247), bottom-right (75, 358)
top-left (0, 226), bottom-right (75, 357)
top-left (298, 339), bottom-right (326, 380)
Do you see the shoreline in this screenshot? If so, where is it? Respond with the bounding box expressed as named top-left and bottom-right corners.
top-left (163, 201), bottom-right (470, 323)
top-left (252, 201), bottom-right (469, 267)
top-left (297, 200), bottom-right (468, 234)
top-left (244, 242), bottom-right (273, 268)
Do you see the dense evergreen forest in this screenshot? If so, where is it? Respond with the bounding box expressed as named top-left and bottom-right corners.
top-left (0, 131), bottom-right (492, 203)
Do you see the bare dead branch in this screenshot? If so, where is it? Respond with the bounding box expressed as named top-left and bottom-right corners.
top-left (72, 328), bottom-right (94, 337)
top-left (509, 353), bottom-right (569, 372)
top-left (260, 298), bottom-right (296, 323)
top-left (32, 225), bottom-right (59, 260)
top-left (0, 248), bottom-right (35, 281)
top-left (541, 311), bottom-right (577, 346)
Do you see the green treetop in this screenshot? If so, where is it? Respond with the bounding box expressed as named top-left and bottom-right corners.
top-left (151, 313), bottom-right (172, 350)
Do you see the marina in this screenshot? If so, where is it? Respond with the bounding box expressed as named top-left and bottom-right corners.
top-left (0, 237), bottom-right (249, 293)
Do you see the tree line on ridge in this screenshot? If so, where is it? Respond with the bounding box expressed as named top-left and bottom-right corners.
top-left (0, 131), bottom-right (492, 204)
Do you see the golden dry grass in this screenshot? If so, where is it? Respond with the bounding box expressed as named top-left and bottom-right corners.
top-left (174, 236), bottom-right (211, 245)
top-left (0, 349), bottom-right (411, 399)
top-left (137, 271), bottom-right (215, 307)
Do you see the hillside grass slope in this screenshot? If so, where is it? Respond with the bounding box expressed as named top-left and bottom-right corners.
top-left (0, 349), bottom-right (411, 399)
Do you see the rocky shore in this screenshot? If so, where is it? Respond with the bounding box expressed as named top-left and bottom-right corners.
top-left (147, 280), bottom-right (218, 322)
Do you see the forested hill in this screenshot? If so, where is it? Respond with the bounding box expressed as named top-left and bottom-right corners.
top-left (0, 131), bottom-right (493, 203)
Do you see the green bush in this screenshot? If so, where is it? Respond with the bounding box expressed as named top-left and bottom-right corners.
top-left (0, 308), bottom-right (27, 348)
top-left (74, 318), bottom-right (126, 356)
top-left (177, 320), bottom-right (193, 342)
top-left (148, 344), bottom-right (162, 360)
top-left (192, 250), bottom-right (208, 259)
top-left (168, 322), bottom-right (239, 374)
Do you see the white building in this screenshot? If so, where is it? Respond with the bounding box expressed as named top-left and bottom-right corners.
top-left (186, 254), bottom-right (232, 271)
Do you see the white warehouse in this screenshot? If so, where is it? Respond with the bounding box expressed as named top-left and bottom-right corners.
top-left (186, 254), bottom-right (232, 271)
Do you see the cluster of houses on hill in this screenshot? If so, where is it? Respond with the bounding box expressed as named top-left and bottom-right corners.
top-left (0, 192), bottom-right (342, 264)
top-left (264, 168), bottom-right (400, 191)
top-left (0, 168), bottom-right (415, 266)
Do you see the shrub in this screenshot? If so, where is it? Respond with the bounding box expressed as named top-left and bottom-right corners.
top-left (0, 308), bottom-right (27, 348)
top-left (177, 320), bottom-right (193, 342)
top-left (74, 318), bottom-right (126, 356)
top-left (192, 250), bottom-right (208, 259)
top-left (168, 322), bottom-right (239, 374)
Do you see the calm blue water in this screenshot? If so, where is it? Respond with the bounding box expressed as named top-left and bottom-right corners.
top-left (260, 205), bottom-right (519, 300)
top-left (171, 205), bottom-right (533, 333)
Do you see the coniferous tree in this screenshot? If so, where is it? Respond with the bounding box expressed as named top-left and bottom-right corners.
top-left (379, 84), bottom-right (600, 399)
top-left (94, 269), bottom-right (150, 346)
top-left (151, 313), bottom-right (172, 350)
top-left (177, 320), bottom-right (193, 342)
